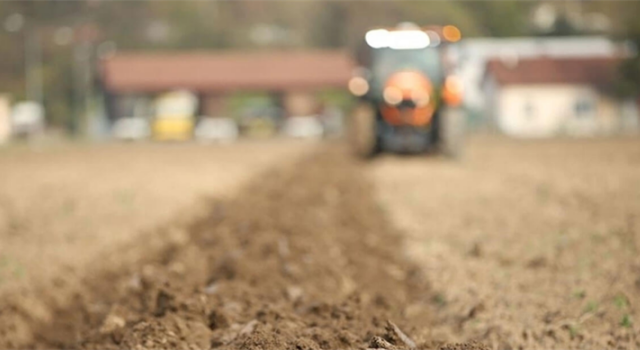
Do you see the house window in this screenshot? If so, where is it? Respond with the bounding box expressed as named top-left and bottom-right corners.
top-left (575, 97), bottom-right (595, 118)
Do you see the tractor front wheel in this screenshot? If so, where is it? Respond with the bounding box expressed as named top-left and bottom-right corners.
top-left (348, 103), bottom-right (379, 158)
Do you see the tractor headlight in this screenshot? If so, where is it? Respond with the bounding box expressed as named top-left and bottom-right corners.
top-left (348, 76), bottom-right (369, 96)
top-left (411, 89), bottom-right (430, 107)
top-left (443, 75), bottom-right (463, 106)
top-left (383, 86), bottom-right (403, 106)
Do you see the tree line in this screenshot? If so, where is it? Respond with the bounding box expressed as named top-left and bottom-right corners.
top-left (0, 1), bottom-right (637, 130)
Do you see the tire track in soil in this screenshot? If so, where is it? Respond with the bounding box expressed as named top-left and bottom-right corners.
top-left (20, 145), bottom-right (486, 350)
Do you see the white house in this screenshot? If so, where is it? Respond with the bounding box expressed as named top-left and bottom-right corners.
top-left (450, 37), bottom-right (626, 122)
top-left (483, 57), bottom-right (639, 138)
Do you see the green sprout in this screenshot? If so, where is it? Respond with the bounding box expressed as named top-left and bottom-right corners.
top-left (613, 295), bottom-right (629, 310)
top-left (620, 314), bottom-right (632, 328)
top-left (583, 301), bottom-right (598, 314)
top-left (573, 290), bottom-right (586, 299)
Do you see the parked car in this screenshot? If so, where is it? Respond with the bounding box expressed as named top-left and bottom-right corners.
top-left (195, 117), bottom-right (239, 143)
top-left (112, 116), bottom-right (150, 141)
top-left (152, 90), bottom-right (197, 141)
top-left (11, 101), bottom-right (45, 139)
top-left (282, 115), bottom-right (324, 139)
top-left (238, 106), bottom-right (280, 138)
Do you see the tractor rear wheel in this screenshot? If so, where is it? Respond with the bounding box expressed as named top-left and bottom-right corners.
top-left (348, 103), bottom-right (379, 158)
top-left (438, 107), bottom-right (466, 158)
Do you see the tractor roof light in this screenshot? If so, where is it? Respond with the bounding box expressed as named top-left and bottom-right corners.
top-left (442, 25), bottom-right (462, 43)
top-left (365, 28), bottom-right (431, 50)
top-left (366, 24), bottom-right (461, 49)
top-left (365, 29), bottom-right (390, 49)
top-left (425, 31), bottom-right (441, 47)
top-left (389, 30), bottom-right (430, 50)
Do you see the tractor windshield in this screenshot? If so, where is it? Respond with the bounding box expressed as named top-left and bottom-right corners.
top-left (370, 47), bottom-right (443, 94)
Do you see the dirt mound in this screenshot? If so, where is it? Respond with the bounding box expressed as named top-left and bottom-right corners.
top-left (10, 145), bottom-right (484, 349)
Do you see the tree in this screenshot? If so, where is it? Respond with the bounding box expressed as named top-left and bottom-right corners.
top-left (611, 2), bottom-right (640, 99)
top-left (310, 3), bottom-right (347, 48)
top-left (463, 1), bottom-right (534, 37)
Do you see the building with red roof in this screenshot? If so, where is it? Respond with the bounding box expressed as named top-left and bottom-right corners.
top-left (100, 50), bottom-right (354, 121)
top-left (483, 56), bottom-right (638, 137)
top-left (102, 50), bottom-right (353, 93)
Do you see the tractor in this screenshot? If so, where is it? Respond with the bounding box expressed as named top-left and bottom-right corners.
top-left (348, 23), bottom-right (465, 158)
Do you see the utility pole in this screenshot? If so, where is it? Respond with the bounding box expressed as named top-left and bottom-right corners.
top-left (73, 40), bottom-right (93, 136)
top-left (4, 13), bottom-right (43, 106)
top-left (25, 29), bottom-right (43, 106)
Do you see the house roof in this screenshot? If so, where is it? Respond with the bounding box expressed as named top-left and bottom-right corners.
top-left (485, 57), bottom-right (622, 90)
top-left (458, 37), bottom-right (620, 59)
top-left (101, 50), bottom-right (355, 93)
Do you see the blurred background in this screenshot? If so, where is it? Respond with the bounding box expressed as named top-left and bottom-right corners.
top-left (2, 2), bottom-right (640, 349)
top-left (1, 0), bottom-right (639, 143)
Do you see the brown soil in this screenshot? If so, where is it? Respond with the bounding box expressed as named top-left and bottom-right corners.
top-left (370, 136), bottom-right (640, 349)
top-left (0, 140), bottom-right (313, 298)
top-left (2, 145), bottom-right (483, 350)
